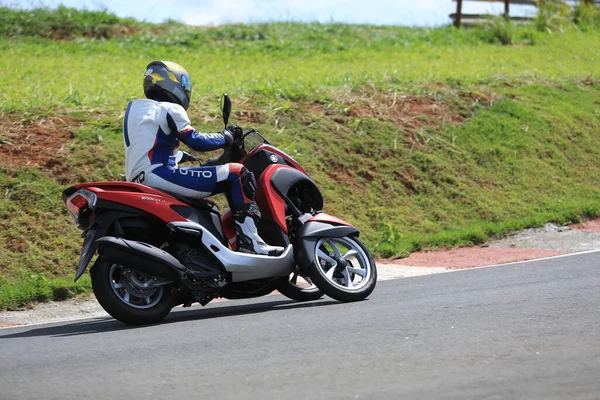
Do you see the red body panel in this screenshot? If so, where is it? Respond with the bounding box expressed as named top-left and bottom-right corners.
top-left (75, 181), bottom-right (189, 223)
top-left (221, 208), bottom-right (237, 250)
top-left (308, 213), bottom-right (353, 227)
top-left (255, 164), bottom-right (290, 233)
top-left (241, 144), bottom-right (308, 176)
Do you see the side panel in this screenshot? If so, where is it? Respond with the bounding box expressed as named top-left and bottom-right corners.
top-left (94, 190), bottom-right (188, 224)
top-left (256, 164), bottom-right (324, 234)
top-left (168, 221), bottom-right (295, 282)
top-left (171, 205), bottom-right (226, 244)
top-left (256, 165), bottom-right (288, 233)
top-left (221, 208), bottom-right (237, 250)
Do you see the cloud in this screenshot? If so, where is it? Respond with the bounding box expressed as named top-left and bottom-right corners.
top-left (179, 0), bottom-right (455, 26)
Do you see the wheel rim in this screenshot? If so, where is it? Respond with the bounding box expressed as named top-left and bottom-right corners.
top-left (109, 264), bottom-right (164, 309)
top-left (314, 237), bottom-right (372, 291)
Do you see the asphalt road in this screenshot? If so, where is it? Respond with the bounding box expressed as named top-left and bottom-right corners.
top-left (1, 252), bottom-right (599, 400)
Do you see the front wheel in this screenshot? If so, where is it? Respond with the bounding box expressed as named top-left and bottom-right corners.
top-left (90, 259), bottom-right (176, 325)
top-left (307, 236), bottom-right (377, 302)
top-left (277, 271), bottom-right (323, 302)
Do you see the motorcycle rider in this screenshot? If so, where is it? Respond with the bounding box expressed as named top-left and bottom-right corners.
top-left (122, 60), bottom-right (283, 256)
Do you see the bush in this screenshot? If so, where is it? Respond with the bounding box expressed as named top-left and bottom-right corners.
top-left (572, 1), bottom-right (600, 29)
top-left (0, 5), bottom-right (140, 39)
top-left (481, 16), bottom-right (515, 45)
top-left (535, 0), bottom-right (572, 33)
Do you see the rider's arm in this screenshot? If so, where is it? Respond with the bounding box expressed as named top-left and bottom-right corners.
top-left (178, 128), bottom-right (230, 152)
top-left (164, 103), bottom-right (232, 152)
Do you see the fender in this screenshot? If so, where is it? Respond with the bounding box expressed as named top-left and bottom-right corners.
top-left (292, 220), bottom-right (359, 274)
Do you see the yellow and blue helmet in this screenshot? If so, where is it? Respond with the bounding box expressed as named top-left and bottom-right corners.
top-left (143, 61), bottom-right (192, 110)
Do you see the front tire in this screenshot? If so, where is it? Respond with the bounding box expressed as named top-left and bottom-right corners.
top-left (277, 272), bottom-right (323, 302)
top-left (90, 259), bottom-right (176, 325)
top-left (307, 236), bottom-right (377, 302)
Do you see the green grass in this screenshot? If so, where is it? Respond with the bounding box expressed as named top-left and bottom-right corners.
top-left (2, 20), bottom-right (600, 112)
top-left (1, 5), bottom-right (600, 309)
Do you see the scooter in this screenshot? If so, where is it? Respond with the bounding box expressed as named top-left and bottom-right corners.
top-left (62, 94), bottom-right (377, 325)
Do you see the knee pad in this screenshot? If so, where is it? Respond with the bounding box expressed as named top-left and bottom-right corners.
top-left (240, 167), bottom-right (257, 199)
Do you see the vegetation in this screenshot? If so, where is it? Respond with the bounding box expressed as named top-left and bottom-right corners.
top-left (0, 4), bottom-right (599, 309)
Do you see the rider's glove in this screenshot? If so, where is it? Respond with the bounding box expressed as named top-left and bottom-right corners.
top-left (221, 129), bottom-right (235, 148)
top-left (226, 125), bottom-right (244, 150)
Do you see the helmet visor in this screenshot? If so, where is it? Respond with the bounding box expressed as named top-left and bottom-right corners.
top-left (181, 74), bottom-right (192, 94)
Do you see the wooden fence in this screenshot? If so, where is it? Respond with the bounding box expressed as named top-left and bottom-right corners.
top-left (451, 0), bottom-right (600, 28)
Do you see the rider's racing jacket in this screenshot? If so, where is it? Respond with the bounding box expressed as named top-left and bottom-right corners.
top-left (123, 99), bottom-right (228, 182)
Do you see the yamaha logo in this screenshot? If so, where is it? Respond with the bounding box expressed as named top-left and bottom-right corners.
top-left (269, 154), bottom-right (279, 163)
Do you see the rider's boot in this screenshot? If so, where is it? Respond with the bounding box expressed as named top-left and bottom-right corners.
top-left (234, 203), bottom-right (284, 256)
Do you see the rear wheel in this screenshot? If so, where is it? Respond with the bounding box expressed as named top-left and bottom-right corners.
top-left (307, 236), bottom-right (377, 302)
top-left (90, 259), bottom-right (176, 325)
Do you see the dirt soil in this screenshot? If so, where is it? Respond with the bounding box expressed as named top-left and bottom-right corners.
top-left (385, 220), bottom-right (600, 269)
top-left (0, 116), bottom-right (78, 169)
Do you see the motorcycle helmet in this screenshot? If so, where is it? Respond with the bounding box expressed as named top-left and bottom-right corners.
top-left (143, 61), bottom-right (192, 110)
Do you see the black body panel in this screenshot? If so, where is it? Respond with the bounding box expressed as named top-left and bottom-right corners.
top-left (270, 168), bottom-right (324, 212)
top-left (258, 220), bottom-right (291, 247)
top-left (171, 205), bottom-right (226, 244)
top-left (76, 226), bottom-right (108, 281)
top-left (243, 148), bottom-right (289, 180)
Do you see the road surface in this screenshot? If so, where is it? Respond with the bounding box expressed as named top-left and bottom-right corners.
top-left (1, 252), bottom-right (599, 399)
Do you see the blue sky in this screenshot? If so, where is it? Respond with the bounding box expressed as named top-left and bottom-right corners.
top-left (11, 0), bottom-right (537, 27)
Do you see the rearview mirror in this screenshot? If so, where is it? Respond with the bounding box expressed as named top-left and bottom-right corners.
top-left (220, 93), bottom-right (232, 128)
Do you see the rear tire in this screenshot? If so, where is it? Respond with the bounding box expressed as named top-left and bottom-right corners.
top-left (307, 236), bottom-right (377, 302)
top-left (91, 259), bottom-right (176, 325)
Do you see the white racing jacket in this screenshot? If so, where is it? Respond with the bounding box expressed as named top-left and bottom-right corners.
top-left (123, 99), bottom-right (228, 182)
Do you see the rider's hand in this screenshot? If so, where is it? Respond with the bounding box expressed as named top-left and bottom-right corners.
top-left (221, 129), bottom-right (234, 147)
top-left (226, 125), bottom-right (244, 149)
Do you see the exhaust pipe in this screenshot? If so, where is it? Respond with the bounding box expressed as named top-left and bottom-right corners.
top-left (96, 237), bottom-right (186, 281)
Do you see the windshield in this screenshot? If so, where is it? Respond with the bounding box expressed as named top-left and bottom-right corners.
top-left (243, 129), bottom-right (270, 152)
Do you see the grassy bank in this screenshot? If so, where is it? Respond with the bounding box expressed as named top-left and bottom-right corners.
top-left (1, 5), bottom-right (600, 309)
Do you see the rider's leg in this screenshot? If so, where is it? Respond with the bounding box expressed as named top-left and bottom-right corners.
top-left (215, 164), bottom-right (284, 256)
top-left (145, 164), bottom-right (283, 256)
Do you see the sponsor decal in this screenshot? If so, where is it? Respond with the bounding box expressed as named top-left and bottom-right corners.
top-left (141, 196), bottom-right (166, 203)
top-left (269, 154), bottom-right (279, 163)
top-left (178, 169), bottom-right (213, 178)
